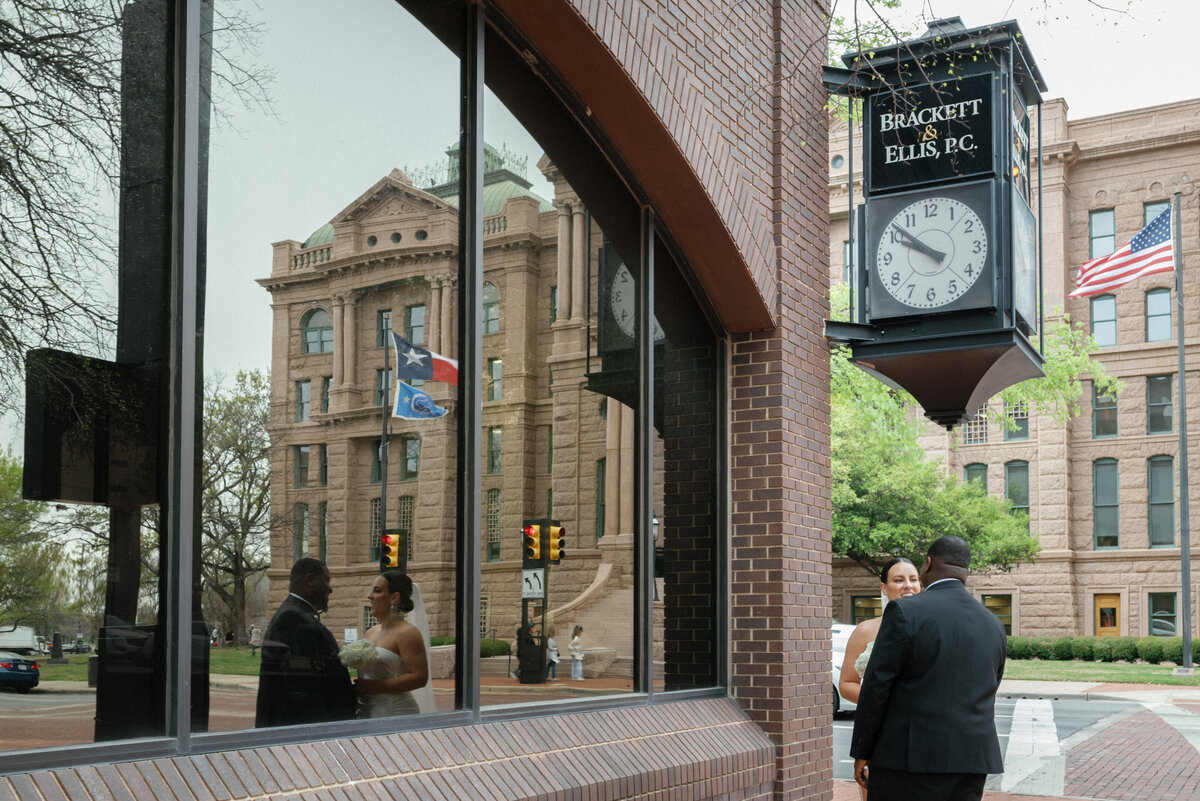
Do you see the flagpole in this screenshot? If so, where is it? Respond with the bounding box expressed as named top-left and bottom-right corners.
top-left (1174, 190), bottom-right (1192, 670)
top-left (380, 326), bottom-right (390, 567)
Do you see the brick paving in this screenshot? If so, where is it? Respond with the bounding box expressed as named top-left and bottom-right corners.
top-left (1065, 708), bottom-right (1200, 801)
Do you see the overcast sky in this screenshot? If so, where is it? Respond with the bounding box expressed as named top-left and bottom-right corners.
top-left (200, 0), bottom-right (1197, 382)
top-left (888, 0), bottom-right (1198, 118)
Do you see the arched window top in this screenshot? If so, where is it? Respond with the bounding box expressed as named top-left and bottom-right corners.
top-left (1094, 456), bottom-right (1118, 466)
top-left (301, 308), bottom-right (334, 354)
top-left (482, 282), bottom-right (499, 303)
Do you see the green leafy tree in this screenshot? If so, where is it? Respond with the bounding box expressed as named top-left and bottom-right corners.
top-left (829, 286), bottom-right (1116, 575)
top-left (0, 449), bottom-right (54, 628)
top-left (201, 370), bottom-right (273, 640)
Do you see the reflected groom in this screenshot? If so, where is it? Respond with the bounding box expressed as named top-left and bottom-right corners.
top-left (255, 558), bottom-right (356, 727)
top-left (850, 536), bottom-right (1007, 801)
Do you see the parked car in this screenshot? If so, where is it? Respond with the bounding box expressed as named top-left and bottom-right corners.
top-left (0, 650), bottom-right (40, 693)
top-left (832, 622), bottom-right (857, 716)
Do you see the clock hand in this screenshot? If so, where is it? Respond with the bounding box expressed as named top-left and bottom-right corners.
top-left (890, 223), bottom-right (947, 262)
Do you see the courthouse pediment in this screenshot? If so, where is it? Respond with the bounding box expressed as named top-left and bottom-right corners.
top-left (331, 168), bottom-right (450, 224)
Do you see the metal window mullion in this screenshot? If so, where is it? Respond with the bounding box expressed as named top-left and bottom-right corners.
top-left (456, 2), bottom-right (484, 718)
top-left (634, 207), bottom-right (654, 697)
top-left (167, 0), bottom-right (207, 750)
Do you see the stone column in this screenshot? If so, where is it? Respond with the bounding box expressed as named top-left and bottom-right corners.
top-left (570, 203), bottom-right (586, 321)
top-left (605, 402), bottom-right (622, 538)
top-left (331, 297), bottom-right (345, 386)
top-left (619, 400), bottom-right (635, 536)
top-left (342, 294), bottom-right (357, 386)
top-left (430, 277), bottom-right (443, 352)
top-left (556, 203), bottom-right (572, 322)
top-left (441, 275), bottom-right (456, 358)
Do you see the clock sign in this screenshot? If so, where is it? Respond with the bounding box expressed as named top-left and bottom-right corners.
top-left (867, 180), bottom-right (995, 320)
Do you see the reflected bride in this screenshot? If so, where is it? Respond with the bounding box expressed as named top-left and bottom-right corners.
top-left (351, 571), bottom-right (431, 717)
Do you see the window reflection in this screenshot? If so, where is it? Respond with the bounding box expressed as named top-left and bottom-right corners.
top-left (203, 0), bottom-right (461, 730)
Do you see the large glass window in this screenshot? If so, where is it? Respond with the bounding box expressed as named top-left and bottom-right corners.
top-left (852, 596), bottom-right (883, 624)
top-left (1149, 592), bottom-right (1177, 636)
top-left (1090, 294), bottom-right (1116, 347)
top-left (1093, 384), bottom-right (1117, 438)
top-left (982, 595), bottom-right (1013, 635)
top-left (1146, 288), bottom-right (1172, 342)
top-left (1089, 209), bottom-right (1115, 258)
top-left (961, 408), bottom-right (988, 444)
top-left (1004, 401), bottom-right (1029, 441)
top-left (964, 463), bottom-right (988, 492)
top-left (1093, 458), bottom-right (1119, 549)
top-left (405, 304), bottom-right (426, 345)
top-left (1148, 456), bottom-right (1175, 547)
top-left (4, 0), bottom-right (726, 764)
top-left (1005, 460), bottom-right (1030, 527)
top-left (1148, 374), bottom-right (1174, 434)
top-left (486, 357), bottom-right (502, 401)
top-left (1145, 201), bottom-right (1171, 226)
top-left (301, 308), bottom-right (335, 354)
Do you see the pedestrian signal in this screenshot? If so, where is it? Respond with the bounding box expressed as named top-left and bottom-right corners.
top-left (547, 525), bottom-right (565, 562)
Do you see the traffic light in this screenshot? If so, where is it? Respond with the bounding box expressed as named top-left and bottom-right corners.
top-left (380, 532), bottom-right (401, 569)
top-left (523, 523), bottom-right (542, 564)
top-left (547, 524), bottom-right (565, 562)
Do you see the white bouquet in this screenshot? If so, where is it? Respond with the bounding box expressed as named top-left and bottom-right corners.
top-left (338, 638), bottom-right (378, 669)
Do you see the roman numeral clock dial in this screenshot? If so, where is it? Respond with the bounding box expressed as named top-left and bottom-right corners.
top-left (866, 182), bottom-right (994, 319)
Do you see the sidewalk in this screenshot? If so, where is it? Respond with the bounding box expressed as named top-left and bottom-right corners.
top-left (998, 677), bottom-right (1200, 704)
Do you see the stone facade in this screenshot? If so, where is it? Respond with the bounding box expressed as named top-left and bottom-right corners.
top-left (830, 97), bottom-right (1200, 639)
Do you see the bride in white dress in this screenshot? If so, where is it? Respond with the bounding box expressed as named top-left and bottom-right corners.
top-left (837, 557), bottom-right (920, 800)
top-left (355, 571), bottom-right (430, 718)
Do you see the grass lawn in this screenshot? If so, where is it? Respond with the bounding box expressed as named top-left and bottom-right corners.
top-left (37, 647), bottom-right (265, 682)
top-left (1004, 658), bottom-right (1200, 686)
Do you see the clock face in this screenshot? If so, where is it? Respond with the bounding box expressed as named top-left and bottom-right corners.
top-left (610, 263), bottom-right (636, 338)
top-left (874, 195), bottom-right (989, 310)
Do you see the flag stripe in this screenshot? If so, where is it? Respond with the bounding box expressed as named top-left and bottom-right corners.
top-left (1070, 208), bottom-right (1175, 298)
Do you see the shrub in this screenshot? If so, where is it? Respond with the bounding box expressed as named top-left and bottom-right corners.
top-left (1070, 637), bottom-right (1094, 661)
top-left (1030, 637), bottom-right (1056, 660)
top-left (480, 638), bottom-right (510, 658)
top-left (1136, 637), bottom-right (1165, 664)
top-left (1162, 637), bottom-right (1185, 664)
top-left (431, 636), bottom-right (455, 647)
top-left (1007, 636), bottom-right (1032, 660)
top-left (1051, 636), bottom-right (1076, 661)
top-left (1193, 637), bottom-right (1200, 665)
top-left (1092, 638), bottom-right (1114, 662)
top-left (1111, 637), bottom-right (1139, 662)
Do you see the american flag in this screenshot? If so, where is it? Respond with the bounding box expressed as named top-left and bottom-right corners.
top-left (1069, 207), bottom-right (1175, 298)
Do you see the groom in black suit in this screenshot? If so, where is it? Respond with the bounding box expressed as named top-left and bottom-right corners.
top-left (850, 536), bottom-right (1007, 801)
top-left (255, 558), bottom-right (356, 727)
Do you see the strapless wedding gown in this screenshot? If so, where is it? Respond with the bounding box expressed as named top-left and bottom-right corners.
top-left (358, 646), bottom-right (420, 717)
top-left (854, 641), bottom-right (874, 677)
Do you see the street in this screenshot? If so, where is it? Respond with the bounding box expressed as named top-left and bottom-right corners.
top-left (834, 695), bottom-right (1200, 801)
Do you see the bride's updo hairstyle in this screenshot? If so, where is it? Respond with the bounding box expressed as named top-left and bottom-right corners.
top-left (878, 557), bottom-right (915, 584)
top-left (381, 570), bottom-right (415, 614)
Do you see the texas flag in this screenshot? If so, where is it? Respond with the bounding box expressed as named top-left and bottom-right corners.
top-left (391, 332), bottom-right (459, 385)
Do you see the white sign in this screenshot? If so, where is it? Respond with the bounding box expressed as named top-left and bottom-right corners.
top-left (344, 627), bottom-right (358, 643)
top-left (522, 568), bottom-right (545, 599)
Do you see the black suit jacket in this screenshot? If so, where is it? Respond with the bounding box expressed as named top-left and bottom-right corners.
top-left (849, 580), bottom-right (1006, 775)
top-left (255, 595), bottom-right (356, 727)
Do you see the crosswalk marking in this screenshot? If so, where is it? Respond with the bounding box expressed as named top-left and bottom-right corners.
top-left (1000, 698), bottom-right (1059, 792)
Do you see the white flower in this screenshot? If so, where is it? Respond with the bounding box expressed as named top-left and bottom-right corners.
top-left (338, 638), bottom-right (378, 669)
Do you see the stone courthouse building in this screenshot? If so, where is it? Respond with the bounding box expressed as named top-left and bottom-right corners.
top-left (4, 2), bottom-right (837, 801)
top-left (260, 142), bottom-right (653, 672)
top-left (830, 97), bottom-right (1200, 640)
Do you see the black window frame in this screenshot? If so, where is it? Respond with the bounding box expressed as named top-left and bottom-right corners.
top-left (1092, 457), bottom-right (1119, 549)
top-left (1147, 374), bottom-right (1174, 434)
top-left (1092, 383), bottom-right (1117, 438)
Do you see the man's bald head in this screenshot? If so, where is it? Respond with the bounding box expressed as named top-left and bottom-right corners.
top-left (921, 535), bottom-right (971, 584)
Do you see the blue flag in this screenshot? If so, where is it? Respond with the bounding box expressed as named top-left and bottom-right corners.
top-left (392, 380), bottom-right (448, 420)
